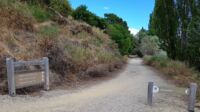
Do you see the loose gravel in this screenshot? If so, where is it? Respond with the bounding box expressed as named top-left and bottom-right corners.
top-left (0, 58), bottom-right (199, 112)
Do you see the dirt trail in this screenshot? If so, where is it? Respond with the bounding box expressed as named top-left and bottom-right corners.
top-left (0, 58), bottom-right (198, 112)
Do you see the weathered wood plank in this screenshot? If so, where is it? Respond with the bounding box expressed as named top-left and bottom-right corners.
top-left (15, 72), bottom-right (44, 89)
top-left (14, 60), bottom-right (45, 67)
top-left (15, 69), bottom-right (44, 74)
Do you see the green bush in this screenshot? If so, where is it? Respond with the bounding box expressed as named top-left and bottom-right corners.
top-left (139, 35), bottom-right (160, 56)
top-left (29, 5), bottom-right (50, 22)
top-left (144, 54), bottom-right (168, 67)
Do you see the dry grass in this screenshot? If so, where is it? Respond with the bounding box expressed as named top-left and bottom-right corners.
top-left (0, 2), bottom-right (124, 94)
top-left (143, 55), bottom-right (200, 100)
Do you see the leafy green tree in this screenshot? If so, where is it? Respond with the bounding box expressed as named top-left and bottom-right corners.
top-left (148, 13), bottom-right (156, 35)
top-left (175, 0), bottom-right (196, 60)
top-left (104, 13), bottom-right (135, 55)
top-left (72, 5), bottom-right (107, 29)
top-left (150, 0), bottom-right (178, 59)
top-left (149, 0), bottom-right (200, 70)
top-left (106, 24), bottom-right (134, 55)
top-left (104, 13), bottom-right (128, 29)
top-left (186, 7), bottom-right (200, 70)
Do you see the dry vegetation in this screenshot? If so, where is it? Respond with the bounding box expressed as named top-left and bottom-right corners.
top-left (143, 55), bottom-right (200, 100)
top-left (0, 1), bottom-right (125, 94)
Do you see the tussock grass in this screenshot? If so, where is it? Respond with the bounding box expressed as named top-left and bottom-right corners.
top-left (39, 25), bottom-right (59, 38)
top-left (65, 45), bottom-right (93, 64)
top-left (143, 55), bottom-right (200, 100)
top-left (0, 0), bottom-right (51, 22)
top-left (0, 0), bottom-right (32, 17)
top-left (96, 49), bottom-right (117, 63)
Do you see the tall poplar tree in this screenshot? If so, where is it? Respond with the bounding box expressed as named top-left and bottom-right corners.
top-left (186, 4), bottom-right (200, 70)
top-left (148, 13), bottom-right (156, 35)
top-left (175, 0), bottom-right (196, 60)
top-left (150, 0), bottom-right (178, 59)
top-left (187, 15), bottom-right (200, 70)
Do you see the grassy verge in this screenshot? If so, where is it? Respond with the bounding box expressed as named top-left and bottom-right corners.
top-left (143, 55), bottom-right (200, 100)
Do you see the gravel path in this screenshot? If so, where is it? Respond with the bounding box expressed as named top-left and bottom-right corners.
top-left (0, 58), bottom-right (198, 112)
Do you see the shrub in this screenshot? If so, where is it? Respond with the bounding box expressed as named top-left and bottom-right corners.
top-left (143, 55), bottom-right (200, 98)
top-left (29, 5), bottom-right (50, 22)
top-left (39, 25), bottom-right (59, 38)
top-left (139, 35), bottom-right (160, 56)
top-left (50, 0), bottom-right (72, 16)
top-left (96, 50), bottom-right (116, 63)
top-left (65, 45), bottom-right (93, 65)
top-left (92, 37), bottom-right (104, 47)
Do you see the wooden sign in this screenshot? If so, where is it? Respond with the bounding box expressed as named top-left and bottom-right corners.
top-left (6, 57), bottom-right (50, 96)
top-left (15, 71), bottom-right (44, 89)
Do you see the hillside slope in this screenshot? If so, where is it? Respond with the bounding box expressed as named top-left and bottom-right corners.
top-left (0, 1), bottom-right (125, 93)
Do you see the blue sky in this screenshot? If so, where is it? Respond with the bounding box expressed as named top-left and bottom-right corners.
top-left (69, 0), bottom-right (155, 35)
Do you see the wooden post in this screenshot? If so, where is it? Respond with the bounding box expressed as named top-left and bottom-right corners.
top-left (188, 83), bottom-right (197, 112)
top-left (6, 58), bottom-right (16, 96)
top-left (43, 57), bottom-right (50, 90)
top-left (148, 82), bottom-right (154, 106)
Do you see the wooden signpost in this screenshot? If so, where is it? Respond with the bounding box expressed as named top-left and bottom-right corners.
top-left (6, 57), bottom-right (50, 96)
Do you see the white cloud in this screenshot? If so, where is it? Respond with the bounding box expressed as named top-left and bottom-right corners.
top-left (103, 6), bottom-right (110, 10)
top-left (129, 28), bottom-right (139, 35)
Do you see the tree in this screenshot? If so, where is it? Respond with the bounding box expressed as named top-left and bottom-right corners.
top-left (136, 28), bottom-right (148, 42)
top-left (175, 0), bottom-right (196, 60)
top-left (106, 24), bottom-right (134, 55)
top-left (186, 6), bottom-right (200, 70)
top-left (139, 35), bottom-right (160, 56)
top-left (149, 0), bottom-right (200, 70)
top-left (72, 5), bottom-right (106, 29)
top-left (104, 13), bottom-right (135, 55)
top-left (150, 0), bottom-right (178, 59)
top-left (104, 13), bottom-right (128, 29)
top-left (148, 13), bottom-right (156, 35)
